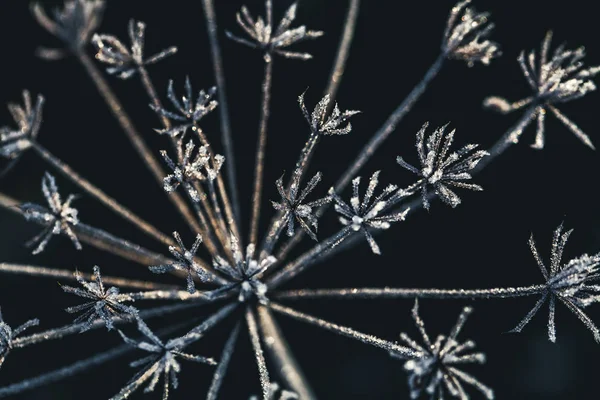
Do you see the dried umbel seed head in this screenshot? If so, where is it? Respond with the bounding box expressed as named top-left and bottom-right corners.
top-left (92, 19), bottom-right (177, 79)
top-left (0, 308), bottom-right (39, 369)
top-left (442, 0), bottom-right (501, 66)
top-left (226, 1), bottom-right (323, 61)
top-left (32, 0), bottom-right (105, 59)
top-left (298, 92), bottom-right (360, 136)
top-left (0, 91), bottom-right (44, 161)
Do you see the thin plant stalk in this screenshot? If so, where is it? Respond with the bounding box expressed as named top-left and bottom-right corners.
top-left (245, 306), bottom-right (271, 399)
top-left (269, 302), bottom-right (416, 357)
top-left (273, 285), bottom-right (547, 301)
top-left (324, 0), bottom-right (361, 103)
top-left (257, 305), bottom-right (316, 400)
top-left (206, 322), bottom-right (241, 400)
top-left (249, 58), bottom-right (274, 246)
top-left (75, 51), bottom-right (203, 236)
top-left (30, 141), bottom-right (176, 248)
top-left (0, 263), bottom-right (177, 290)
top-left (201, 0), bottom-right (240, 225)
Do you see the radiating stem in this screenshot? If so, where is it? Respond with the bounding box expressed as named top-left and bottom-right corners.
top-left (269, 302), bottom-right (416, 358)
top-left (179, 303), bottom-right (238, 348)
top-left (201, 0), bottom-right (240, 224)
top-left (75, 51), bottom-right (202, 236)
top-left (1, 319), bottom-right (193, 398)
top-left (138, 65), bottom-right (171, 129)
top-left (257, 305), bottom-right (316, 400)
top-left (0, 191), bottom-right (173, 266)
top-left (206, 322), bottom-right (241, 400)
top-left (13, 301), bottom-right (205, 348)
top-left (245, 306), bottom-right (271, 400)
top-left (335, 53), bottom-right (446, 193)
top-left (262, 210), bottom-right (290, 255)
top-left (30, 141), bottom-right (175, 248)
top-left (267, 226), bottom-right (353, 289)
top-left (324, 0), bottom-right (361, 103)
top-left (274, 285), bottom-right (547, 300)
top-left (249, 57), bottom-right (274, 246)
top-left (0, 263), bottom-right (177, 290)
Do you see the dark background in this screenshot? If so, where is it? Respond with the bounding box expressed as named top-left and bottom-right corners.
top-left (1, 0), bottom-right (599, 399)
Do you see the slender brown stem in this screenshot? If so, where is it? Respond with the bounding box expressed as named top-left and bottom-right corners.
top-left (249, 57), bottom-right (274, 246)
top-left (75, 51), bottom-right (202, 237)
top-left (31, 141), bottom-right (175, 248)
top-left (201, 0), bottom-right (241, 224)
top-left (257, 305), bottom-right (316, 400)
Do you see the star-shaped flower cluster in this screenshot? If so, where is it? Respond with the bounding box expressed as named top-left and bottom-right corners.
top-left (510, 223), bottom-right (600, 342)
top-left (0, 308), bottom-right (39, 369)
top-left (149, 231), bottom-right (212, 293)
top-left (151, 78), bottom-right (218, 138)
top-left (330, 171), bottom-right (409, 255)
top-left (298, 92), bottom-right (360, 136)
top-left (92, 19), bottom-right (177, 79)
top-left (226, 1), bottom-right (323, 61)
top-left (0, 91), bottom-right (44, 162)
top-left (62, 266), bottom-right (137, 331)
top-left (484, 31), bottom-right (600, 149)
top-left (32, 0), bottom-right (105, 59)
top-left (396, 123), bottom-right (488, 210)
top-left (19, 173), bottom-right (82, 254)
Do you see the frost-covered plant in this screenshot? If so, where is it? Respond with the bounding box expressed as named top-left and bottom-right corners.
top-left (0, 0), bottom-right (598, 399)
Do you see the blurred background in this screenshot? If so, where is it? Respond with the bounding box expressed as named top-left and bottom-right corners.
top-left (1, 0), bottom-right (599, 398)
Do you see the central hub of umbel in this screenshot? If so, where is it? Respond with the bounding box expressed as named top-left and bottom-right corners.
top-left (238, 277), bottom-right (268, 304)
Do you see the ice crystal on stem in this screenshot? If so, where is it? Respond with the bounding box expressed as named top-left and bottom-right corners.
top-left (396, 123), bottom-right (488, 210)
top-left (149, 232), bottom-right (212, 293)
top-left (161, 141), bottom-right (224, 202)
top-left (31, 0), bottom-right (105, 59)
top-left (511, 224), bottom-right (600, 342)
top-left (329, 171), bottom-right (409, 254)
top-left (271, 172), bottom-right (331, 241)
top-left (114, 320), bottom-right (216, 400)
top-left (0, 308), bottom-right (39, 369)
top-left (151, 78), bottom-right (218, 137)
top-left (392, 301), bottom-right (493, 400)
top-left (484, 31), bottom-right (600, 149)
top-left (442, 0), bottom-right (500, 66)
top-left (92, 19), bottom-right (178, 79)
top-left (62, 266), bottom-right (137, 332)
top-left (0, 91), bottom-right (44, 161)
top-left (226, 1), bottom-right (323, 61)
top-left (19, 173), bottom-right (82, 254)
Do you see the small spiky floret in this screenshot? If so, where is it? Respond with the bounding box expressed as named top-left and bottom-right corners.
top-left (392, 301), bottom-right (493, 400)
top-left (0, 308), bottom-right (39, 369)
top-left (396, 123), bottom-right (488, 210)
top-left (150, 78), bottom-right (218, 137)
top-left (160, 140), bottom-right (224, 202)
top-left (442, 0), bottom-right (501, 66)
top-left (92, 19), bottom-right (177, 79)
top-left (484, 31), bottom-right (600, 149)
top-left (329, 171), bottom-right (409, 255)
top-left (31, 0), bottom-right (105, 59)
top-left (271, 172), bottom-right (331, 241)
top-left (298, 92), bottom-right (360, 136)
top-left (249, 382), bottom-right (298, 400)
top-left (211, 234), bottom-right (276, 304)
top-left (149, 232), bottom-right (212, 293)
top-left (62, 266), bottom-right (137, 331)
top-left (114, 320), bottom-right (216, 400)
top-left (19, 172), bottom-right (81, 254)
top-left (0, 91), bottom-right (44, 161)
top-left (511, 224), bottom-right (600, 342)
top-left (226, 1), bottom-right (323, 61)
